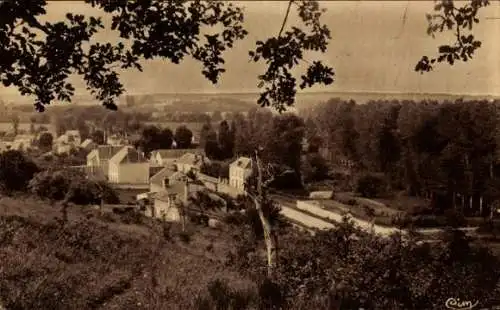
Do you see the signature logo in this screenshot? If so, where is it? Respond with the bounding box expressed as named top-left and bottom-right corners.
top-left (445, 298), bottom-right (479, 310)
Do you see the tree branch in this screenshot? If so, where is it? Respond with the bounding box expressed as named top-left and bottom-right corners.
top-left (278, 0), bottom-right (294, 38)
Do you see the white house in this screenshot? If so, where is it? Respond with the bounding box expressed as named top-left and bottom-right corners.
top-left (54, 130), bottom-right (81, 154)
top-left (176, 152), bottom-right (208, 174)
top-left (149, 149), bottom-right (197, 167)
top-left (55, 130), bottom-right (81, 146)
top-left (147, 178), bottom-right (205, 222)
top-left (11, 134), bottom-right (35, 151)
top-left (149, 165), bottom-right (179, 193)
top-left (106, 134), bottom-right (128, 146)
top-left (108, 146), bottom-right (149, 185)
top-left (86, 145), bottom-right (124, 179)
top-left (229, 156), bottom-right (253, 192)
top-left (149, 183), bottom-right (186, 221)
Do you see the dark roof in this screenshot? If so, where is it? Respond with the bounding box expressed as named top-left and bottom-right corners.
top-left (153, 183), bottom-right (186, 201)
top-left (110, 146), bottom-right (147, 164)
top-left (230, 156), bottom-right (252, 169)
top-left (151, 148), bottom-right (202, 159)
top-left (96, 145), bottom-right (125, 161)
top-left (150, 166), bottom-right (177, 186)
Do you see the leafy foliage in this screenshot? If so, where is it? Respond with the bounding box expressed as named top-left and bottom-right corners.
top-left (135, 125), bottom-right (174, 157)
top-left (1, 0), bottom-right (333, 113)
top-left (0, 150), bottom-right (40, 193)
top-left (249, 1), bottom-right (334, 112)
top-left (271, 219), bottom-right (500, 309)
top-left (36, 131), bottom-right (53, 152)
top-left (356, 173), bottom-right (387, 198)
top-left (28, 169), bottom-right (119, 205)
top-left (415, 0), bottom-right (490, 73)
top-left (174, 125), bottom-right (193, 149)
top-left (301, 152), bottom-right (329, 183)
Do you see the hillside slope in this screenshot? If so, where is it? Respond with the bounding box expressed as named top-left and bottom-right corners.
top-left (0, 197), bottom-right (252, 309)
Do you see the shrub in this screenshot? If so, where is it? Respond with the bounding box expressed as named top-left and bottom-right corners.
top-left (29, 169), bottom-right (119, 205)
top-left (362, 205), bottom-right (376, 218)
top-left (178, 231), bottom-right (192, 243)
top-left (194, 279), bottom-right (256, 310)
top-left (356, 174), bottom-right (386, 198)
top-left (346, 199), bottom-right (357, 206)
top-left (0, 150), bottom-right (40, 193)
top-left (119, 209), bottom-right (143, 225)
top-left (443, 209), bottom-right (467, 228)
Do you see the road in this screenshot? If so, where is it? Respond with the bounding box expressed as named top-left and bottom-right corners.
top-left (272, 195), bottom-right (478, 238)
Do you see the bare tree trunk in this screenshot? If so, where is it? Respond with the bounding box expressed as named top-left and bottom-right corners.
top-left (254, 198), bottom-right (277, 277)
top-left (479, 195), bottom-right (483, 217)
top-left (254, 151), bottom-right (277, 278)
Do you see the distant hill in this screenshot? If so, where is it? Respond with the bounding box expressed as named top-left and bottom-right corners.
top-left (2, 91), bottom-right (500, 113)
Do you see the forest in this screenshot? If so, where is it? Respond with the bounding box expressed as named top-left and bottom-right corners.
top-left (300, 98), bottom-right (500, 216)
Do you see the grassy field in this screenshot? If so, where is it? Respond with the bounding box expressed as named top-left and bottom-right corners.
top-left (0, 196), bottom-right (253, 309)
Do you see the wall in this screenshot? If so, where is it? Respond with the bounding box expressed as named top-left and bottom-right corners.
top-left (150, 182), bottom-right (164, 193)
top-left (197, 172), bottom-right (218, 191)
top-left (296, 200), bottom-right (344, 223)
top-left (115, 163), bottom-right (150, 184)
top-left (217, 182), bottom-right (244, 198)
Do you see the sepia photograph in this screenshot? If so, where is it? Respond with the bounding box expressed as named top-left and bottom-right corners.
top-left (0, 0), bottom-right (500, 309)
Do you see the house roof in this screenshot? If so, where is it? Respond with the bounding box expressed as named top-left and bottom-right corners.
top-left (150, 166), bottom-right (177, 186)
top-left (14, 134), bottom-right (34, 141)
top-left (230, 156), bottom-right (252, 169)
top-left (109, 146), bottom-right (146, 165)
top-left (65, 130), bottom-right (80, 136)
top-left (152, 183), bottom-right (186, 201)
top-left (81, 138), bottom-right (94, 148)
top-left (177, 152), bottom-right (205, 166)
top-left (151, 149), bottom-right (199, 160)
top-left (89, 145), bottom-right (126, 161)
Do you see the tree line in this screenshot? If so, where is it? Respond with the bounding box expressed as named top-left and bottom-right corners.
top-left (303, 98), bottom-right (500, 217)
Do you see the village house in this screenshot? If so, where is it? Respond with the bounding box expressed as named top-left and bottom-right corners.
top-left (56, 130), bottom-right (81, 145)
top-left (229, 156), bottom-right (253, 192)
top-left (149, 149), bottom-right (202, 167)
top-left (54, 130), bottom-right (81, 154)
top-left (108, 146), bottom-right (149, 185)
top-left (86, 145), bottom-right (124, 179)
top-left (175, 152), bottom-right (208, 174)
top-left (147, 176), bottom-right (206, 222)
top-left (106, 133), bottom-right (128, 146)
top-left (11, 134), bottom-right (35, 151)
top-left (149, 165), bottom-right (179, 193)
top-left (148, 182), bottom-right (186, 221)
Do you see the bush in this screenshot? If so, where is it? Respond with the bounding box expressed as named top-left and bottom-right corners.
top-left (189, 213), bottom-right (209, 226)
top-left (29, 169), bottom-right (119, 205)
top-left (363, 205), bottom-right (376, 218)
top-left (443, 209), bottom-right (467, 228)
top-left (118, 209), bottom-right (143, 225)
top-left (0, 150), bottom-right (40, 193)
top-left (356, 174), bottom-right (386, 198)
top-left (194, 279), bottom-right (257, 310)
top-left (477, 220), bottom-right (500, 235)
top-left (178, 231), bottom-right (192, 243)
top-left (410, 215), bottom-right (448, 228)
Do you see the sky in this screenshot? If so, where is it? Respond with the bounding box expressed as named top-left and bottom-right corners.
top-left (1, 0), bottom-right (500, 97)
